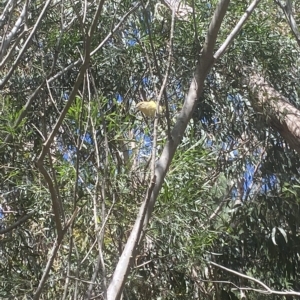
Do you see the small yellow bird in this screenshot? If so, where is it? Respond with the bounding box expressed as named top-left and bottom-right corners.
top-left (136, 101), bottom-right (162, 117)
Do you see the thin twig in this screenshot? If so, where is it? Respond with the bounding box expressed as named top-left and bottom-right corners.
top-left (86, 71), bottom-right (108, 299)
top-left (142, 2), bottom-right (172, 136)
top-left (210, 261), bottom-right (300, 297)
top-left (151, 6), bottom-right (176, 175)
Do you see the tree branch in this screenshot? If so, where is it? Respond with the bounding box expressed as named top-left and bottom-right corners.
top-left (214, 0), bottom-right (262, 60)
top-left (210, 261), bottom-right (300, 297)
top-left (275, 0), bottom-right (300, 47)
top-left (107, 176), bottom-right (156, 300)
top-left (0, 210), bottom-right (35, 234)
top-left (0, 0), bottom-right (52, 88)
top-left (107, 1), bottom-right (231, 299)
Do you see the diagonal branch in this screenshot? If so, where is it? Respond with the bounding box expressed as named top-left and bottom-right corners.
top-left (214, 0), bottom-right (262, 60)
top-left (275, 0), bottom-right (300, 47)
top-left (107, 1), bottom-right (233, 299)
top-left (144, 0), bottom-right (231, 228)
top-left (37, 0), bottom-right (106, 164)
top-left (0, 0), bottom-right (52, 88)
top-left (2, 1), bottom-right (138, 148)
top-left (0, 210), bottom-right (35, 234)
top-left (107, 176), bottom-right (156, 300)
top-left (0, 0), bottom-right (29, 61)
top-left (210, 261), bottom-right (300, 297)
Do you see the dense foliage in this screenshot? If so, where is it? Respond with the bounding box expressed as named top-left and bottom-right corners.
top-left (1, 0), bottom-right (300, 299)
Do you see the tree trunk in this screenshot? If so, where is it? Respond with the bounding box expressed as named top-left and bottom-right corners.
top-left (247, 71), bottom-right (300, 154)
